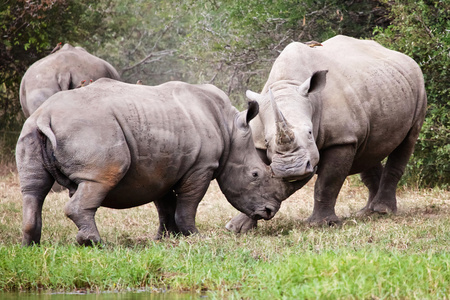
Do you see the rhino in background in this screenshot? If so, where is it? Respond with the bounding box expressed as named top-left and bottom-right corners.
top-left (19, 43), bottom-right (121, 118)
top-left (16, 79), bottom-right (305, 246)
top-left (227, 35), bottom-right (427, 233)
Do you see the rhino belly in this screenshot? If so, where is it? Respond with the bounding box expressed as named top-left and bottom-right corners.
top-left (100, 156), bottom-right (189, 209)
top-left (101, 177), bottom-right (177, 209)
top-left (102, 186), bottom-right (164, 209)
top-left (349, 129), bottom-right (411, 174)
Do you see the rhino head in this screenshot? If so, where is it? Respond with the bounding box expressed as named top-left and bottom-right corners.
top-left (216, 101), bottom-right (304, 221)
top-left (246, 70), bottom-right (328, 182)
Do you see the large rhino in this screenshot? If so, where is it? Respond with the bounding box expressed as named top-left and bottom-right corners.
top-left (19, 43), bottom-right (120, 118)
top-left (16, 79), bottom-right (304, 246)
top-left (226, 35), bottom-right (427, 233)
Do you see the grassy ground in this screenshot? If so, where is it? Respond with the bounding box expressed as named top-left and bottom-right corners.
top-left (0, 162), bottom-right (449, 299)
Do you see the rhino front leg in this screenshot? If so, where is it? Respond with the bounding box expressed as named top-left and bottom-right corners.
top-left (307, 145), bottom-right (355, 225)
top-left (154, 191), bottom-right (181, 239)
top-left (174, 172), bottom-right (213, 236)
top-left (64, 181), bottom-right (111, 246)
top-left (225, 213), bottom-right (257, 234)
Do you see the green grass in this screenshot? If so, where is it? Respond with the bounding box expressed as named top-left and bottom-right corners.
top-left (1, 167), bottom-right (449, 298)
top-left (0, 244), bottom-right (163, 292)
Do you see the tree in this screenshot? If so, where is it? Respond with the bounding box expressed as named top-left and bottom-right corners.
top-left (86, 0), bottom-right (187, 85)
top-left (0, 0), bottom-right (107, 158)
top-left (0, 0), bottom-right (108, 123)
top-left (175, 0), bottom-right (388, 108)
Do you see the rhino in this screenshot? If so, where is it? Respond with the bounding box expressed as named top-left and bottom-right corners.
top-left (16, 79), bottom-right (305, 246)
top-left (226, 35), bottom-right (427, 233)
top-left (19, 43), bottom-right (120, 118)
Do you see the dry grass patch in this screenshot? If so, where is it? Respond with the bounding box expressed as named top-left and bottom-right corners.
top-left (1, 164), bottom-right (449, 247)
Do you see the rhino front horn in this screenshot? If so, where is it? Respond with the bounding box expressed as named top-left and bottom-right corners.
top-left (269, 88), bottom-right (295, 145)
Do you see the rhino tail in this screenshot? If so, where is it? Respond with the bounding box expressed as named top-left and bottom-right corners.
top-left (36, 115), bottom-right (76, 192)
top-left (36, 114), bottom-right (57, 150)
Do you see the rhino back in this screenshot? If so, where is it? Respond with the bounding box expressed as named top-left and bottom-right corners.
top-left (20, 44), bottom-right (120, 117)
top-left (35, 80), bottom-right (232, 208)
top-left (264, 36), bottom-right (426, 171)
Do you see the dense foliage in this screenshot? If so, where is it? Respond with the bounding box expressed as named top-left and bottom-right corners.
top-left (0, 0), bottom-right (448, 186)
top-left (0, 0), bottom-right (107, 157)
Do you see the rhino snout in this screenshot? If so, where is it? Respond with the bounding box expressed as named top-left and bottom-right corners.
top-left (253, 203), bottom-right (280, 220)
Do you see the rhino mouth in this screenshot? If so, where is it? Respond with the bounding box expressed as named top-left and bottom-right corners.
top-left (270, 154), bottom-right (317, 181)
top-left (282, 165), bottom-right (318, 182)
top-left (251, 203), bottom-right (280, 220)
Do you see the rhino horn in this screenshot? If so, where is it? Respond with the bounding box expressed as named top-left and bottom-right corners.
top-left (269, 88), bottom-right (295, 145)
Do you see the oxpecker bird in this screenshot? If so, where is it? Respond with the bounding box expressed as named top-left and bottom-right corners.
top-left (50, 42), bottom-right (62, 54)
top-left (304, 40), bottom-right (323, 48)
top-left (76, 80), bottom-right (86, 88)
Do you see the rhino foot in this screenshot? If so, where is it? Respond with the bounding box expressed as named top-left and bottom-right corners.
top-left (356, 206), bottom-right (373, 217)
top-left (225, 213), bottom-right (257, 234)
top-left (76, 230), bottom-right (101, 246)
top-left (356, 203), bottom-right (397, 217)
top-left (306, 213), bottom-right (341, 227)
top-left (371, 202), bottom-right (397, 214)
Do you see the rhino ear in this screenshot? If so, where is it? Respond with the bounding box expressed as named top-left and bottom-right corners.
top-left (246, 100), bottom-right (259, 124)
top-left (237, 100), bottom-right (259, 130)
top-left (57, 72), bottom-right (72, 90)
top-left (246, 90), bottom-right (261, 102)
top-left (298, 70), bottom-right (328, 97)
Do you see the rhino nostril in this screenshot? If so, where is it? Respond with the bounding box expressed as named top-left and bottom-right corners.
top-left (306, 160), bottom-right (312, 171)
top-left (265, 206), bottom-right (273, 217)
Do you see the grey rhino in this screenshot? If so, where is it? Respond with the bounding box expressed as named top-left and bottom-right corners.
top-left (16, 79), bottom-right (303, 246)
top-left (226, 35), bottom-right (427, 233)
top-left (20, 43), bottom-right (120, 118)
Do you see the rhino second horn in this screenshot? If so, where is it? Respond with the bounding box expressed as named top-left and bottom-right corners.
top-left (269, 88), bottom-right (295, 145)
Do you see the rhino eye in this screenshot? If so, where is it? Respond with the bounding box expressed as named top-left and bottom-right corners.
top-left (252, 172), bottom-right (259, 178)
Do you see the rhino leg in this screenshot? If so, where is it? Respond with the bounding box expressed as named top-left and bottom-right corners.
top-left (17, 130), bottom-right (55, 246)
top-left (174, 171), bottom-right (213, 236)
top-left (154, 191), bottom-right (181, 239)
top-left (21, 174), bottom-right (54, 246)
top-left (225, 213), bottom-right (257, 233)
top-left (307, 145), bottom-right (355, 225)
top-left (368, 126), bottom-right (422, 214)
top-left (64, 181), bottom-right (111, 246)
top-left (357, 163), bottom-right (383, 216)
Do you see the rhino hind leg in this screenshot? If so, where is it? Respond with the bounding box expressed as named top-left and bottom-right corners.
top-left (357, 163), bottom-right (384, 216)
top-left (64, 181), bottom-right (112, 246)
top-left (225, 213), bottom-right (258, 234)
top-left (17, 131), bottom-right (55, 246)
top-left (366, 126), bottom-right (422, 215)
top-left (21, 176), bottom-right (54, 246)
top-left (154, 191), bottom-right (181, 239)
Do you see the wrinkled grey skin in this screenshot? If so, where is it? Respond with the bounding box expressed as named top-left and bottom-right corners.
top-left (16, 79), bottom-right (303, 246)
top-left (226, 35), bottom-right (427, 232)
top-left (20, 43), bottom-right (120, 118)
